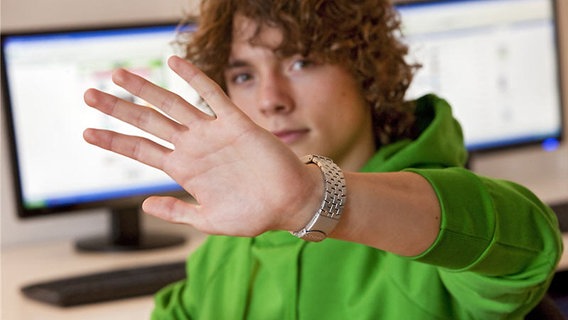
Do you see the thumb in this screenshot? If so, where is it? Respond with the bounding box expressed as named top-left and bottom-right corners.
top-left (142, 196), bottom-right (197, 225)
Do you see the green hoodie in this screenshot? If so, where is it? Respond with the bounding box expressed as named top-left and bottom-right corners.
top-left (152, 95), bottom-right (562, 319)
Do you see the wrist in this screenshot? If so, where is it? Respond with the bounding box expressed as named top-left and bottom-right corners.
top-left (285, 163), bottom-right (323, 232)
top-left (290, 155), bottom-right (347, 242)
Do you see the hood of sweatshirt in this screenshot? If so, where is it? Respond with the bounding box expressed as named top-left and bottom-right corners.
top-left (362, 94), bottom-right (468, 173)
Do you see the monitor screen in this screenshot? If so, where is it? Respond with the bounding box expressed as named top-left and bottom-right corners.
top-left (397, 0), bottom-right (564, 151)
top-left (1, 22), bottom-right (202, 250)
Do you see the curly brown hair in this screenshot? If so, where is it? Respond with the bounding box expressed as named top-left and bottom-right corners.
top-left (178, 0), bottom-right (421, 147)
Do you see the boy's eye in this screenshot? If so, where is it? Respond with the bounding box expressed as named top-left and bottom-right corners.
top-left (232, 73), bottom-right (252, 84)
top-left (291, 59), bottom-right (314, 71)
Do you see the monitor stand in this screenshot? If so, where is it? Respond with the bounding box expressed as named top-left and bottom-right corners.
top-left (75, 207), bottom-right (185, 252)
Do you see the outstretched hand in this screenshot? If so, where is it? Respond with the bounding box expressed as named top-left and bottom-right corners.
top-left (83, 56), bottom-right (321, 237)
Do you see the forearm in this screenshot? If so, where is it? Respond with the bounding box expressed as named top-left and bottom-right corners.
top-left (291, 167), bottom-right (441, 256)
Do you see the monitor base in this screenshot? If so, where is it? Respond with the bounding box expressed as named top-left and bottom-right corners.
top-left (74, 206), bottom-right (186, 252)
top-left (75, 233), bottom-right (186, 252)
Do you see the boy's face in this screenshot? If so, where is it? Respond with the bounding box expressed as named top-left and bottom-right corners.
top-left (224, 15), bottom-right (376, 171)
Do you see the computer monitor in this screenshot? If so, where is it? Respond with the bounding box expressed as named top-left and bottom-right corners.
top-left (1, 22), bottom-right (202, 251)
top-left (397, 0), bottom-right (564, 152)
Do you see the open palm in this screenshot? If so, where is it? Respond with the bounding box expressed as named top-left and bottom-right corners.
top-left (83, 56), bottom-right (320, 236)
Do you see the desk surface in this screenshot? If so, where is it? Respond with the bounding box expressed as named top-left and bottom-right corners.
top-left (2, 230), bottom-right (568, 319)
top-left (1, 228), bottom-right (206, 320)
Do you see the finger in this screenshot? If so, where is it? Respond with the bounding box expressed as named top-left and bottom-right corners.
top-left (167, 56), bottom-right (236, 118)
top-left (111, 68), bottom-right (209, 126)
top-left (143, 196), bottom-right (197, 225)
top-left (83, 128), bottom-right (171, 170)
top-left (84, 88), bottom-right (185, 143)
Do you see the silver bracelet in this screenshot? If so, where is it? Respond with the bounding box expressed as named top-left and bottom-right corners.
top-left (291, 155), bottom-right (347, 242)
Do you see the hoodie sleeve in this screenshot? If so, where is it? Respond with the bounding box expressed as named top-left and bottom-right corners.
top-left (405, 166), bottom-right (562, 315)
